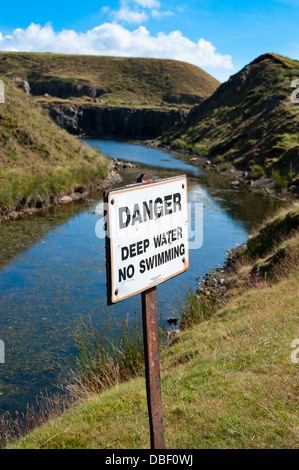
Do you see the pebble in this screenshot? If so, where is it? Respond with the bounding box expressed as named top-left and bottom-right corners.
top-left (112, 159), bottom-right (139, 170)
top-left (60, 195), bottom-right (73, 204)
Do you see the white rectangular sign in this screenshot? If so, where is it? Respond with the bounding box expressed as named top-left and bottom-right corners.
top-left (105, 175), bottom-right (189, 304)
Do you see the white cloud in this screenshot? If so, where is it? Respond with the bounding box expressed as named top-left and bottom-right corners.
top-left (151, 8), bottom-right (173, 18)
top-left (110, 0), bottom-right (166, 24)
top-left (132, 0), bottom-right (160, 7)
top-left (0, 22), bottom-right (233, 75)
top-left (101, 6), bottom-right (110, 14)
top-left (112, 6), bottom-right (148, 24)
top-left (133, 0), bottom-right (160, 8)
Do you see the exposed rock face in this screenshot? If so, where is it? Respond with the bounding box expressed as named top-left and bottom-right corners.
top-left (43, 103), bottom-right (189, 139)
top-left (29, 79), bottom-right (106, 99)
top-left (12, 76), bottom-right (31, 95)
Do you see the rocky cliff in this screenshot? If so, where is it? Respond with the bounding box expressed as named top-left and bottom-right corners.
top-left (43, 103), bottom-right (189, 139)
top-left (29, 79), bottom-right (107, 99)
top-left (0, 52), bottom-right (220, 140)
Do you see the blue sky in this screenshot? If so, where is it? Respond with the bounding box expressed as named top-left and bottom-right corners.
top-left (0, 0), bottom-right (298, 81)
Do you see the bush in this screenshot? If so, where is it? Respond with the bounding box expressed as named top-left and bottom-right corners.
top-left (271, 168), bottom-right (287, 192)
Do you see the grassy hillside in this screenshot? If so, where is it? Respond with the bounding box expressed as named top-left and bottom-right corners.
top-left (0, 78), bottom-right (109, 217)
top-left (7, 272), bottom-right (299, 449)
top-left (163, 54), bottom-right (299, 193)
top-left (5, 205), bottom-right (299, 449)
top-left (0, 52), bottom-right (220, 108)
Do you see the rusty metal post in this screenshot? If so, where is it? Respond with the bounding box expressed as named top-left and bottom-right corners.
top-left (141, 286), bottom-right (165, 449)
top-left (137, 173), bottom-right (165, 449)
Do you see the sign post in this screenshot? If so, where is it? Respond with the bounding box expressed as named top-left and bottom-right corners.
top-left (104, 173), bottom-right (189, 449)
top-left (138, 174), bottom-right (164, 449)
top-left (142, 285), bottom-right (165, 449)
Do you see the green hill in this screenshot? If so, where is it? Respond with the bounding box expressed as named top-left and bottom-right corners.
top-left (0, 78), bottom-right (109, 217)
top-left (163, 53), bottom-right (299, 193)
top-left (0, 52), bottom-right (220, 108)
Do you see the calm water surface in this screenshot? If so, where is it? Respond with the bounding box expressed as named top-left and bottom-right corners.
top-left (0, 139), bottom-right (283, 415)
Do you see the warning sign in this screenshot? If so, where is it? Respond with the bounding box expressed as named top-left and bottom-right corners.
top-left (104, 175), bottom-right (189, 304)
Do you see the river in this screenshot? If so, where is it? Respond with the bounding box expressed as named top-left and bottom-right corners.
top-left (0, 139), bottom-right (283, 417)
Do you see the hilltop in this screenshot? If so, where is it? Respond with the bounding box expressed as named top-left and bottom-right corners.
top-left (0, 52), bottom-right (220, 108)
top-left (162, 54), bottom-right (299, 195)
top-left (0, 78), bottom-right (109, 218)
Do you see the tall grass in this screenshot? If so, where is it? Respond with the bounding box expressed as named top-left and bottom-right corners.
top-left (70, 312), bottom-right (168, 398)
top-left (70, 316), bottom-right (145, 396)
top-left (0, 391), bottom-right (73, 448)
top-left (176, 289), bottom-right (220, 330)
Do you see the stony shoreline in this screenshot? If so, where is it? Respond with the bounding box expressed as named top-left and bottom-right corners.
top-left (144, 139), bottom-right (298, 202)
top-left (0, 159), bottom-right (138, 222)
top-left (196, 243), bottom-right (245, 301)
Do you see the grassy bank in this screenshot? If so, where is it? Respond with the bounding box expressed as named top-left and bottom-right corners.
top-left (6, 270), bottom-right (299, 449)
top-left (4, 205), bottom-right (299, 449)
top-left (225, 205), bottom-right (299, 296)
top-left (0, 78), bottom-right (109, 217)
top-left (162, 53), bottom-right (299, 194)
